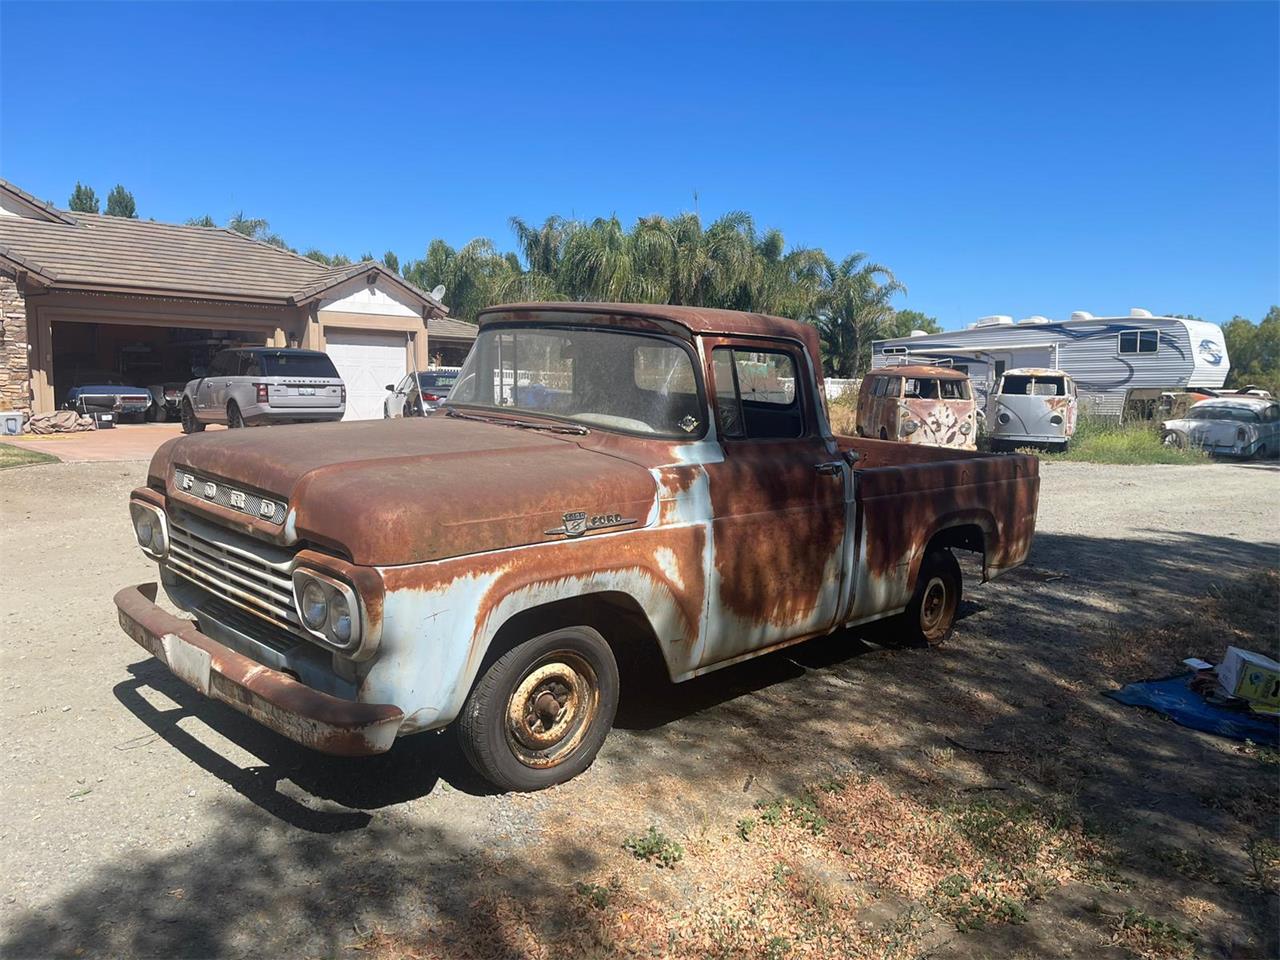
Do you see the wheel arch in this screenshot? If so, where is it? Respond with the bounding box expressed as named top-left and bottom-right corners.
top-left (907, 513), bottom-right (992, 592)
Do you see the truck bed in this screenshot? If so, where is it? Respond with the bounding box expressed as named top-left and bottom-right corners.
top-left (834, 435), bottom-right (1040, 623)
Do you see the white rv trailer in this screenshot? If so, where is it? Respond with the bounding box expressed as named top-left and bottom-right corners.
top-left (871, 309), bottom-right (1229, 416)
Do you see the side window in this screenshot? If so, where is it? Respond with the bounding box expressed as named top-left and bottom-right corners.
top-left (1119, 330), bottom-right (1159, 354)
top-left (209, 352), bottom-right (231, 376)
top-left (242, 354), bottom-right (262, 377)
top-left (711, 347), bottom-right (803, 440)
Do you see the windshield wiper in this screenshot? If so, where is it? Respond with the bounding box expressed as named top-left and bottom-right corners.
top-left (445, 408), bottom-right (589, 435)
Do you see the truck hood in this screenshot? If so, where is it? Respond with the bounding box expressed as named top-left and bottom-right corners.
top-left (150, 416), bottom-right (658, 565)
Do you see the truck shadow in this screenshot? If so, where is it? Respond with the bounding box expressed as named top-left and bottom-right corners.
top-left (12, 528), bottom-right (1278, 959)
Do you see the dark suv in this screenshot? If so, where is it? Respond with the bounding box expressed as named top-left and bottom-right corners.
top-left (180, 348), bottom-right (346, 432)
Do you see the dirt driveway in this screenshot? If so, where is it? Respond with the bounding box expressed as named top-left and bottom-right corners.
top-left (1, 459), bottom-right (1277, 959)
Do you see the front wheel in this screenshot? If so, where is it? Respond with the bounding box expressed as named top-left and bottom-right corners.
top-left (899, 549), bottom-right (962, 647)
top-left (1162, 430), bottom-right (1186, 449)
top-left (180, 399), bottom-right (204, 434)
top-left (457, 626), bottom-right (619, 792)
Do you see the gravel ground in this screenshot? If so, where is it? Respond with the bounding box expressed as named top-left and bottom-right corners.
top-left (1, 458), bottom-right (1277, 958)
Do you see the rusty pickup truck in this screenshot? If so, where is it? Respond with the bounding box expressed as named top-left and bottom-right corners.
top-left (116, 303), bottom-right (1039, 791)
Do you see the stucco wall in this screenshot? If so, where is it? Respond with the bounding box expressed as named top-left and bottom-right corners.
top-left (0, 274), bottom-right (30, 412)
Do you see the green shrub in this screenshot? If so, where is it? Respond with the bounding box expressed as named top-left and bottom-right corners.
top-left (622, 825), bottom-right (684, 868)
top-left (1030, 414), bottom-right (1209, 465)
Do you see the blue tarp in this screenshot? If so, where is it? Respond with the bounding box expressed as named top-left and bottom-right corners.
top-left (1105, 673), bottom-right (1280, 746)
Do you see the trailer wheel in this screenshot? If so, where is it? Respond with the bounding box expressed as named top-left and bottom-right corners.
top-left (900, 549), bottom-right (962, 647)
top-left (458, 626), bottom-right (619, 792)
top-left (180, 399), bottom-right (204, 434)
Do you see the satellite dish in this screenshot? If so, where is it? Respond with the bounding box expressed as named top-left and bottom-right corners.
top-left (430, 284), bottom-right (446, 301)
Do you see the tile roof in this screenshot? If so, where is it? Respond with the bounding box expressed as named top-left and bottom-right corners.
top-left (0, 179), bottom-right (445, 315)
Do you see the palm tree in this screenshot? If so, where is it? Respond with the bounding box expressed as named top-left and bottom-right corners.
top-left (809, 254), bottom-right (905, 377)
top-left (560, 216), bottom-right (665, 303)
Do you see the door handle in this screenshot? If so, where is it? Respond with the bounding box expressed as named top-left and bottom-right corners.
top-left (815, 461), bottom-right (843, 475)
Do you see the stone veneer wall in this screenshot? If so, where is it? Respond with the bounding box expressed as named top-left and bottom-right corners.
top-left (0, 274), bottom-right (31, 412)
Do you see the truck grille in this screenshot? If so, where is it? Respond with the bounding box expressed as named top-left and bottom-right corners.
top-left (166, 518), bottom-right (304, 638)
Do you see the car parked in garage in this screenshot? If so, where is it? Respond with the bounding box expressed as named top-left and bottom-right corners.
top-left (383, 369), bottom-right (459, 418)
top-left (63, 372), bottom-right (152, 423)
top-left (180, 347), bottom-right (345, 433)
top-left (146, 381), bottom-right (187, 422)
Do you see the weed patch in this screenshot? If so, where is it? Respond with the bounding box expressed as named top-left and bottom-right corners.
top-left (1029, 414), bottom-right (1209, 465)
top-left (622, 825), bottom-right (684, 868)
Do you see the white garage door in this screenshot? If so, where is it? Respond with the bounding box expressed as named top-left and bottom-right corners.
top-left (325, 331), bottom-right (406, 421)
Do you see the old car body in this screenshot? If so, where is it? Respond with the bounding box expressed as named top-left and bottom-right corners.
top-left (64, 373), bottom-right (152, 422)
top-left (116, 303), bottom-right (1039, 790)
top-left (180, 347), bottom-right (345, 432)
top-left (1162, 395), bottom-right (1280, 459)
top-left (855, 365), bottom-right (978, 450)
top-left (987, 368), bottom-right (1078, 451)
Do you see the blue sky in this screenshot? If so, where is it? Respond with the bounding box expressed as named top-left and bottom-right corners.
top-left (2, 2), bottom-right (1276, 329)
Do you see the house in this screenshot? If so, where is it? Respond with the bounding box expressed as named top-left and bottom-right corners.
top-left (871, 309), bottom-right (1230, 416)
top-left (0, 178), bottom-right (477, 421)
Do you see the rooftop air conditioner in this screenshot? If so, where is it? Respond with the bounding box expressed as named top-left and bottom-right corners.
top-left (909, 329), bottom-right (929, 337)
top-left (1129, 308), bottom-right (1153, 318)
top-left (973, 315), bottom-right (1015, 329)
top-left (1069, 311), bottom-right (1095, 322)
top-left (1018, 315), bottom-right (1051, 325)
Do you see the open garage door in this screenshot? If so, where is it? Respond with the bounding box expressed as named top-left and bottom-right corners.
top-left (325, 331), bottom-right (406, 421)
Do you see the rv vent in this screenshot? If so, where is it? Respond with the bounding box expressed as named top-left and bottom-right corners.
top-left (1018, 315), bottom-right (1051, 325)
top-left (1129, 308), bottom-right (1153, 318)
top-left (1069, 311), bottom-right (1095, 321)
top-left (909, 329), bottom-right (929, 337)
top-left (973, 315), bottom-right (1014, 328)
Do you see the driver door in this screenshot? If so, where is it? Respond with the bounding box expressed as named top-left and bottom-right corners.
top-left (696, 339), bottom-right (848, 668)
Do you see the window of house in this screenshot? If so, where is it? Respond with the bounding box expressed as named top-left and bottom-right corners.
top-left (1119, 330), bottom-right (1159, 354)
top-left (712, 347), bottom-right (803, 439)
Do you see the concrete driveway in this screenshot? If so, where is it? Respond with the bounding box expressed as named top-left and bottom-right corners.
top-left (3, 423), bottom-right (223, 463)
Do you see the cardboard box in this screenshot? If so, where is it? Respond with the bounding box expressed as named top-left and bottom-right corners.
top-left (1216, 647), bottom-right (1280, 707)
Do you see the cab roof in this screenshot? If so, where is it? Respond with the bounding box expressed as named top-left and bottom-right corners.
top-left (867, 364), bottom-right (969, 380)
top-left (1003, 367), bottom-right (1072, 378)
top-left (477, 302), bottom-right (819, 352)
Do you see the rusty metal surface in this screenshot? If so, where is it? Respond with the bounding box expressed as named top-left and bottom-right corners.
top-left (115, 583), bottom-right (403, 755)
top-left (124, 304), bottom-right (1039, 747)
top-left (855, 370), bottom-right (978, 450)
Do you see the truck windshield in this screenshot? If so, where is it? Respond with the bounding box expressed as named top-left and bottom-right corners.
top-left (448, 326), bottom-right (705, 437)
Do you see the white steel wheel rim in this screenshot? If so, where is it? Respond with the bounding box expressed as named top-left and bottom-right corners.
top-left (920, 576), bottom-right (949, 634)
top-left (504, 652), bottom-right (599, 769)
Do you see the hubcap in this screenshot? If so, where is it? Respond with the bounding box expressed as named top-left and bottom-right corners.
top-left (920, 576), bottom-right (949, 634)
top-left (505, 652), bottom-right (598, 768)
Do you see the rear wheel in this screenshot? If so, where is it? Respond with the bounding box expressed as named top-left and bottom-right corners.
top-left (898, 549), bottom-right (962, 647)
top-left (1162, 430), bottom-right (1186, 449)
top-left (180, 399), bottom-right (204, 434)
top-left (227, 401), bottom-right (245, 429)
top-left (458, 626), bottom-right (619, 792)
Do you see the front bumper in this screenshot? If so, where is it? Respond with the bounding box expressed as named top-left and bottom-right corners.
top-left (115, 583), bottom-right (403, 756)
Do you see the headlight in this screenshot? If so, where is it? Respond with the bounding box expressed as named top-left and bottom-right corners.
top-left (129, 501), bottom-right (168, 559)
top-left (901, 420), bottom-right (919, 435)
top-left (959, 422), bottom-right (972, 435)
top-left (300, 580), bottom-right (329, 630)
top-left (998, 412), bottom-right (1011, 425)
top-left (292, 569), bottom-right (362, 652)
top-left (1049, 414), bottom-right (1064, 425)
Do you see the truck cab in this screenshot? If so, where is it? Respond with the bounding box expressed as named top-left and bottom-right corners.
top-left (117, 303), bottom-right (1039, 791)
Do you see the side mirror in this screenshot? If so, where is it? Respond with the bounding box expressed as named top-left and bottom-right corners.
top-left (385, 384), bottom-right (395, 392)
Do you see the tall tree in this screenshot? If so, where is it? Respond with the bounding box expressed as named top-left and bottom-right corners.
top-left (228, 211), bottom-right (288, 249)
top-left (105, 185), bottom-right (137, 218)
top-left (883, 308), bottom-right (942, 339)
top-left (382, 250), bottom-right (400, 273)
top-left (808, 255), bottom-right (905, 377)
top-left (186, 215), bottom-right (217, 228)
top-left (1222, 307), bottom-right (1280, 394)
top-left (68, 182), bottom-right (99, 214)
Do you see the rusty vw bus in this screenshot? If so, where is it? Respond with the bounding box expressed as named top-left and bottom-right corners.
top-left (988, 368), bottom-right (1077, 451)
top-left (856, 365), bottom-right (978, 450)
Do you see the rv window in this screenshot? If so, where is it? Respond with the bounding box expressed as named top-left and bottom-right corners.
top-left (1119, 330), bottom-right (1159, 354)
top-left (939, 379), bottom-right (970, 400)
top-left (883, 346), bottom-right (908, 355)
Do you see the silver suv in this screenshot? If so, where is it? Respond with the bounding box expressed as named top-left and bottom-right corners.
top-left (180, 348), bottom-right (345, 433)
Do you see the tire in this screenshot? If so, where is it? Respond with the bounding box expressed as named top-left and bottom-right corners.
top-left (1162, 430), bottom-right (1185, 449)
top-left (227, 401), bottom-right (245, 429)
top-left (457, 626), bottom-right (619, 792)
top-left (898, 549), bottom-right (962, 647)
top-left (154, 404), bottom-right (169, 423)
top-left (180, 399), bottom-right (204, 434)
